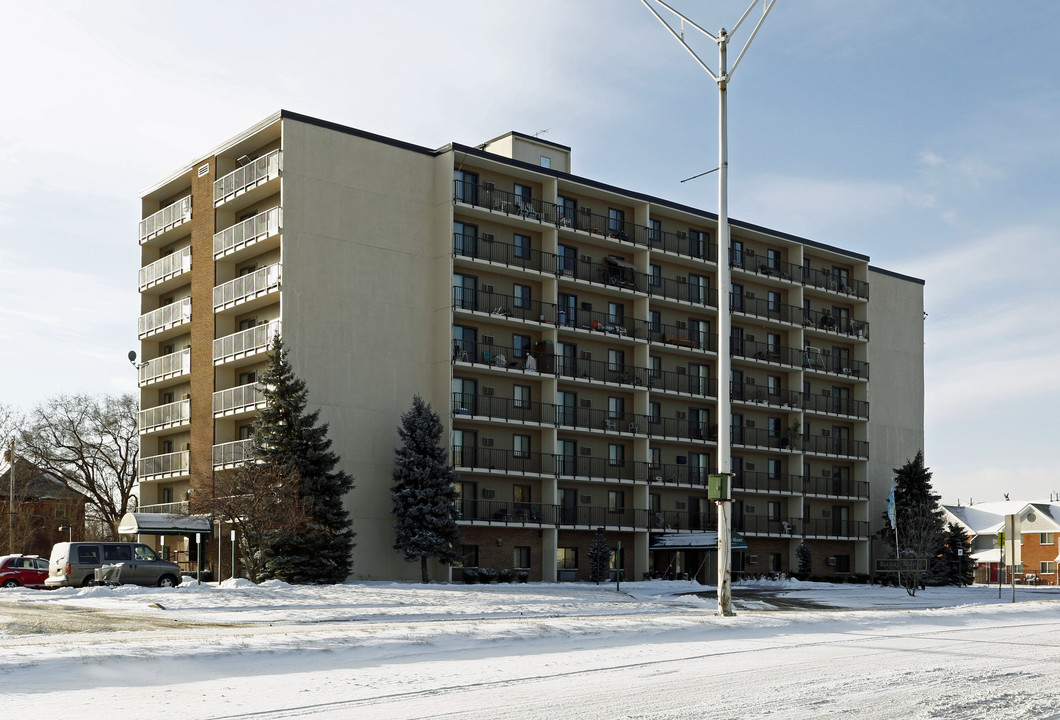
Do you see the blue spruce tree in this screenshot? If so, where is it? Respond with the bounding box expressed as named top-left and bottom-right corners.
top-left (253, 335), bottom-right (355, 583)
top-left (392, 395), bottom-right (461, 583)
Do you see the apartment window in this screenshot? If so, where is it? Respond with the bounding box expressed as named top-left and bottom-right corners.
top-left (453, 273), bottom-right (477, 311)
top-left (768, 290), bottom-right (781, 312)
top-left (649, 219), bottom-right (661, 243)
top-left (513, 435), bottom-right (530, 458)
top-left (540, 155), bottom-right (551, 168)
top-left (732, 240), bottom-right (744, 266)
top-left (161, 487), bottom-right (173, 504)
top-left (649, 310), bottom-right (661, 333)
top-left (238, 424), bottom-right (254, 440)
top-left (649, 401), bottom-right (661, 424)
top-left (513, 233), bottom-right (531, 259)
top-left (454, 170), bottom-right (478, 204)
top-left (767, 375), bottom-right (781, 398)
top-left (1041, 533), bottom-right (1056, 545)
top-left (834, 555), bottom-right (851, 573)
top-left (649, 447), bottom-right (661, 469)
top-left (514, 546), bottom-right (531, 569)
top-left (239, 370), bottom-right (257, 386)
top-left (512, 334), bottom-right (531, 359)
top-left (161, 440), bottom-right (174, 454)
top-left (770, 553), bottom-right (783, 572)
top-left (1041, 561), bottom-right (1057, 575)
top-left (767, 248), bottom-right (781, 271)
top-left (689, 273), bottom-right (709, 304)
top-left (513, 484), bottom-right (531, 505)
top-left (459, 544), bottom-right (479, 568)
top-left (608, 208), bottom-right (626, 236)
top-left (453, 221), bottom-right (477, 257)
top-left (608, 443), bottom-right (625, 467)
top-left (162, 343), bottom-right (175, 355)
top-left (608, 490), bottom-right (625, 511)
top-left (558, 244), bottom-right (577, 274)
top-left (608, 397), bottom-right (624, 419)
top-left (513, 284), bottom-right (531, 309)
top-left (649, 356), bottom-right (661, 379)
top-left (514, 183), bottom-right (532, 204)
top-left (608, 349), bottom-right (624, 373)
top-left (161, 391), bottom-right (174, 405)
top-left (649, 263), bottom-right (661, 287)
top-left (607, 301), bottom-right (624, 324)
top-left (650, 492), bottom-right (661, 513)
top-left (688, 229), bottom-right (706, 258)
top-left (767, 501), bottom-right (781, 522)
top-left (513, 385), bottom-right (531, 409)
top-left (767, 458), bottom-right (781, 480)
top-left (767, 333), bottom-right (781, 354)
top-left (768, 417), bottom-right (782, 439)
top-left (238, 263), bottom-right (257, 277)
top-left (557, 547), bottom-right (578, 569)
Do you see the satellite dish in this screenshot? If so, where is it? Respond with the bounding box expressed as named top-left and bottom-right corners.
top-left (128, 350), bottom-right (138, 365)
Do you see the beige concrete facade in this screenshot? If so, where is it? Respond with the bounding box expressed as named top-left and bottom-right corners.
top-left (135, 111), bottom-right (924, 582)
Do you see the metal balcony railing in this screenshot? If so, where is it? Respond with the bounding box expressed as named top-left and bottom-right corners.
top-left (731, 382), bottom-right (803, 409)
top-left (138, 348), bottom-right (191, 387)
top-left (213, 320), bottom-right (281, 364)
top-left (732, 425), bottom-right (802, 452)
top-left (648, 463), bottom-right (712, 487)
top-left (649, 275), bottom-right (717, 307)
top-left (139, 196), bottom-right (191, 244)
top-left (800, 392), bottom-right (869, 420)
top-left (214, 263), bottom-right (281, 310)
top-left (802, 517), bottom-right (870, 539)
top-left (214, 149), bottom-right (281, 206)
top-left (213, 382), bottom-right (266, 416)
top-left (802, 307), bottom-right (869, 340)
top-left (803, 266), bottom-right (869, 300)
top-left (138, 399), bottom-right (191, 434)
top-left (731, 293), bottom-right (803, 326)
top-left (137, 501), bottom-right (190, 514)
top-left (646, 366), bottom-right (716, 397)
top-left (733, 514), bottom-right (801, 536)
top-left (648, 322), bottom-right (718, 352)
top-left (801, 434), bottom-right (870, 459)
top-left (213, 439), bottom-right (252, 467)
top-left (214, 207), bottom-right (282, 257)
top-left (138, 246), bottom-right (191, 291)
top-left (139, 450), bottom-right (190, 480)
top-left (731, 471), bottom-right (800, 495)
top-left (730, 248), bottom-right (870, 300)
top-left (452, 446), bottom-right (647, 483)
top-left (559, 306), bottom-right (650, 340)
top-left (642, 418), bottom-right (717, 442)
top-left (452, 286), bottom-right (557, 325)
top-left (802, 475), bottom-right (870, 499)
top-left (138, 298), bottom-right (191, 338)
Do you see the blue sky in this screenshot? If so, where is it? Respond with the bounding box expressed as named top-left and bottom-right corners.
top-left (1, 1), bottom-right (1057, 505)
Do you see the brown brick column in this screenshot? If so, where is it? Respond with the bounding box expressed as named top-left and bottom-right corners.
top-left (189, 158), bottom-right (217, 497)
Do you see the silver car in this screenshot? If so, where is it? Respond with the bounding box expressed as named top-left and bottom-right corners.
top-left (46, 542), bottom-right (182, 588)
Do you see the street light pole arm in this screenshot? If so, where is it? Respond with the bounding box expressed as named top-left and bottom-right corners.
top-left (640, 0), bottom-right (720, 82)
top-left (727, 0), bottom-right (778, 80)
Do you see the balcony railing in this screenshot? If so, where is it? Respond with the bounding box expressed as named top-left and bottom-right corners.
top-left (452, 286), bottom-right (557, 325)
top-left (802, 307), bottom-right (869, 340)
top-left (138, 246), bottom-right (191, 291)
top-left (453, 446), bottom-right (649, 483)
top-left (456, 498), bottom-right (667, 530)
top-left (137, 501), bottom-right (190, 514)
top-left (731, 293), bottom-right (803, 326)
top-left (646, 367), bottom-right (716, 397)
top-left (214, 263), bottom-right (281, 310)
top-left (648, 463), bottom-right (711, 487)
top-left (214, 207), bottom-right (282, 258)
top-left (649, 276), bottom-right (717, 307)
top-left (804, 266), bottom-right (869, 300)
top-left (732, 471), bottom-right (800, 495)
top-left (732, 425), bottom-right (802, 452)
top-left (139, 196), bottom-right (191, 244)
top-left (138, 348), bottom-right (190, 387)
top-left (138, 297), bottom-right (191, 338)
top-left (214, 320), bottom-right (280, 364)
top-left (213, 439), bottom-right (252, 467)
top-left (648, 322), bottom-right (718, 352)
top-left (803, 517), bottom-right (870, 539)
top-left (138, 399), bottom-right (191, 434)
top-left (801, 434), bottom-right (869, 459)
top-left (800, 392), bottom-right (869, 420)
top-left (734, 515), bottom-right (801, 536)
top-left (558, 306), bottom-right (650, 340)
top-left (802, 475), bottom-right (870, 499)
top-left (214, 149), bottom-right (281, 206)
top-left (139, 450), bottom-right (189, 480)
top-left (213, 382), bottom-right (266, 416)
top-left (731, 382), bottom-right (803, 410)
top-left (799, 345), bottom-right (870, 380)
top-left (730, 249), bottom-right (870, 300)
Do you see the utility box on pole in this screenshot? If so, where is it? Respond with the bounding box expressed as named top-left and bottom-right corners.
top-left (708, 473), bottom-right (730, 501)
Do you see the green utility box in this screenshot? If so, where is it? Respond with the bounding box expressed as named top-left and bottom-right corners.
top-left (708, 473), bottom-right (730, 501)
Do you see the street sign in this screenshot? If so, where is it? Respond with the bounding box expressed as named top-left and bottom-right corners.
top-left (875, 558), bottom-right (929, 573)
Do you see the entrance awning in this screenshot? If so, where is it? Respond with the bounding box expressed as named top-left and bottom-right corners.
top-left (650, 532), bottom-right (748, 551)
top-left (118, 512), bottom-right (212, 536)
top-left (971, 548), bottom-right (1001, 564)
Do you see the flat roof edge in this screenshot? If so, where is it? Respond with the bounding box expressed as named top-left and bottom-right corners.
top-left (869, 265), bottom-right (925, 285)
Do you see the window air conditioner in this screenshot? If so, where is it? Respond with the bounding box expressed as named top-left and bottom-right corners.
top-left (481, 437), bottom-right (494, 447)
top-left (748, 555), bottom-right (759, 565)
top-left (827, 556), bottom-right (837, 566)
top-left (482, 335), bottom-right (494, 344)
top-left (482, 488), bottom-right (496, 498)
top-left (580, 447), bottom-right (592, 455)
top-left (482, 386), bottom-right (495, 396)
top-left (482, 232), bottom-right (495, 242)
top-left (580, 399), bottom-right (592, 408)
top-left (482, 283), bottom-right (495, 293)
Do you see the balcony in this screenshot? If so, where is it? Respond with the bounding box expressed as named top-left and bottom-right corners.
top-left (649, 275), bottom-right (717, 307)
top-left (214, 207), bottom-right (282, 259)
top-left (214, 150), bottom-right (281, 206)
top-left (648, 322), bottom-right (718, 353)
top-left (214, 320), bottom-right (281, 365)
top-left (802, 434), bottom-right (869, 460)
top-left (138, 246), bottom-right (191, 292)
top-left (213, 382), bottom-right (266, 417)
top-left (138, 348), bottom-right (190, 387)
top-left (557, 306), bottom-right (650, 340)
top-left (802, 307), bottom-right (869, 340)
top-left (213, 439), bottom-right (252, 468)
top-left (648, 228), bottom-right (718, 263)
top-left (734, 338), bottom-right (870, 380)
top-left (732, 471), bottom-right (800, 495)
top-left (732, 381), bottom-right (803, 410)
top-left (453, 446), bottom-right (650, 484)
top-left (648, 464), bottom-right (711, 488)
top-left (731, 249), bottom-right (869, 301)
top-left (804, 266), bottom-right (869, 301)
top-left (213, 263), bottom-right (281, 311)
top-left (803, 517), bottom-right (870, 540)
top-left (139, 196), bottom-right (191, 245)
top-left (802, 475), bottom-right (869, 499)
top-left (139, 450), bottom-right (189, 481)
top-left (801, 392), bottom-right (869, 420)
top-left (138, 399), bottom-right (191, 434)
top-left (138, 298), bottom-right (191, 339)
top-left (732, 425), bottom-right (802, 453)
top-left (138, 501), bottom-right (190, 514)
top-left (731, 293), bottom-right (803, 327)
top-left (452, 286), bottom-right (557, 325)
top-left (456, 498), bottom-right (665, 530)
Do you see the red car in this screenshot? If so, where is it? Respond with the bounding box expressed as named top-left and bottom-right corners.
top-left (0, 554), bottom-right (50, 589)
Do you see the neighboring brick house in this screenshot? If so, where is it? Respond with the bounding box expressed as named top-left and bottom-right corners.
top-left (0, 458), bottom-right (88, 557)
top-left (943, 500), bottom-right (1060, 585)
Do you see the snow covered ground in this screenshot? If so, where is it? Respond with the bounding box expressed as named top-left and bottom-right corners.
top-left (2, 578), bottom-right (1059, 719)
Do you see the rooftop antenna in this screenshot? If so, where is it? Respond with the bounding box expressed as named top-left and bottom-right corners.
top-left (532, 129), bottom-right (550, 138)
top-left (640, 0), bottom-right (777, 618)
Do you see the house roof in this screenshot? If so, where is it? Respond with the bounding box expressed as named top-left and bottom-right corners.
top-left (943, 501), bottom-right (1060, 537)
top-left (0, 459), bottom-right (88, 502)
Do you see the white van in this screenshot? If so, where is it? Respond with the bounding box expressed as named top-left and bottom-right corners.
top-left (46, 542), bottom-right (182, 588)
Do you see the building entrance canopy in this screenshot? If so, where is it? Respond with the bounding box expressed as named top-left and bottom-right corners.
top-left (118, 512), bottom-right (212, 537)
top-left (650, 532), bottom-right (747, 552)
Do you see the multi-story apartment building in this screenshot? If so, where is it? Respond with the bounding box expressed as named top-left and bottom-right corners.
top-left (136, 110), bottom-right (924, 582)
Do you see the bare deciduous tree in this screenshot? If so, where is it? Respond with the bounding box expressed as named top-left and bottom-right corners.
top-left (19, 394), bottom-right (138, 540)
top-left (190, 462), bottom-right (310, 583)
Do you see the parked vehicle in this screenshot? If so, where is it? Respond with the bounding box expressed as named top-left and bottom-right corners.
top-left (46, 542), bottom-right (182, 588)
top-left (0, 555), bottom-right (49, 588)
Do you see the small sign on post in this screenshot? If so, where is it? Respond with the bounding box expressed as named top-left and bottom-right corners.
top-left (874, 558), bottom-right (929, 573)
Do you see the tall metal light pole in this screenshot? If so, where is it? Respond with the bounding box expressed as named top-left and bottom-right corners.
top-left (641, 0), bottom-right (776, 616)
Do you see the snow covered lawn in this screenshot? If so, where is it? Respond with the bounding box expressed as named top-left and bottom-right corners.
top-left (2, 579), bottom-right (1059, 719)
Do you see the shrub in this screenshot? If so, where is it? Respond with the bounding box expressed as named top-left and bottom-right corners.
top-left (517, 571), bottom-right (529, 583)
top-left (461, 568), bottom-right (479, 584)
top-left (497, 568), bottom-right (515, 583)
top-left (478, 568), bottom-right (498, 584)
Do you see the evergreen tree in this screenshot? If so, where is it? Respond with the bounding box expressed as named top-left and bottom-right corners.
top-left (878, 451), bottom-right (946, 593)
top-left (588, 528), bottom-right (613, 584)
top-left (391, 395), bottom-right (461, 583)
top-left (253, 335), bottom-right (355, 584)
top-left (796, 541), bottom-right (812, 580)
top-left (940, 521), bottom-right (975, 586)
